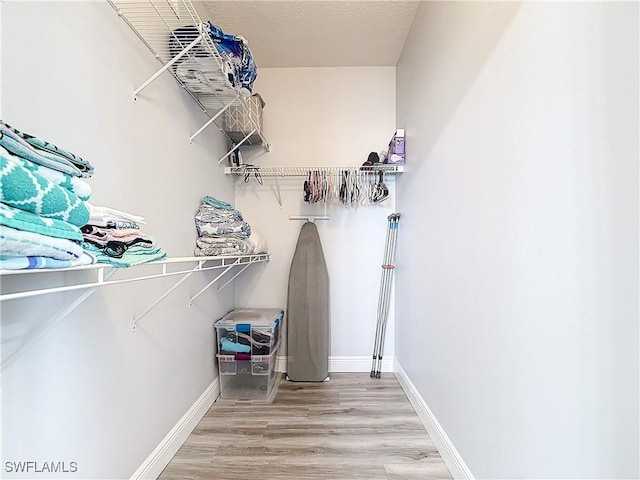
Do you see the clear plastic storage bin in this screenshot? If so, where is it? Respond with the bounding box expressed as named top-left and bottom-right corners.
top-left (217, 348), bottom-right (279, 402)
top-left (215, 308), bottom-right (283, 356)
top-left (214, 308), bottom-right (284, 403)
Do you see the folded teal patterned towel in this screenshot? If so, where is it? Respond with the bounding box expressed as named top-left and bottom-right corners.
top-left (8, 150), bottom-right (91, 201)
top-left (0, 121), bottom-right (94, 178)
top-left (0, 146), bottom-right (89, 227)
top-left (0, 203), bottom-right (83, 241)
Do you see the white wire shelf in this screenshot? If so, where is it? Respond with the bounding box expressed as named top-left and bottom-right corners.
top-left (0, 254), bottom-right (269, 301)
top-left (224, 164), bottom-right (404, 177)
top-left (0, 253), bottom-right (270, 372)
top-left (225, 165), bottom-right (403, 208)
top-left (109, 0), bottom-right (238, 109)
top-left (108, 0), bottom-right (269, 153)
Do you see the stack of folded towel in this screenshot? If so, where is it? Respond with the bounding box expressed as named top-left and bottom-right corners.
top-left (0, 121), bottom-right (97, 269)
top-left (193, 196), bottom-right (267, 256)
top-left (0, 120), bottom-right (167, 270)
top-left (81, 204), bottom-right (166, 267)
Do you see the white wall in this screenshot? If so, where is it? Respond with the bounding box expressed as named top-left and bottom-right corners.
top-left (234, 67), bottom-right (398, 367)
top-left (395, 2), bottom-right (639, 479)
top-left (1, 2), bottom-right (245, 478)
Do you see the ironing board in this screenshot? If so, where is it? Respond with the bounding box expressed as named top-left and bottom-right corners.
top-left (286, 221), bottom-right (329, 381)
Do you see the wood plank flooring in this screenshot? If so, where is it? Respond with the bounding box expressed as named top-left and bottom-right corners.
top-left (159, 373), bottom-right (452, 480)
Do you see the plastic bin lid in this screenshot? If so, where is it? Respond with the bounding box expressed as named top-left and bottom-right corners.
top-left (215, 308), bottom-right (284, 327)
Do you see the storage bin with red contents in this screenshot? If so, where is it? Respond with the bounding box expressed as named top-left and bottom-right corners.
top-left (214, 308), bottom-right (283, 403)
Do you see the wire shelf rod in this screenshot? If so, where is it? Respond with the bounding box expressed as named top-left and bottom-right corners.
top-left (289, 215), bottom-right (330, 223)
top-left (224, 165), bottom-right (403, 177)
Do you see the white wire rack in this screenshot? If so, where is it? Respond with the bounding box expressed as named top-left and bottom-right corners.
top-left (109, 1), bottom-right (236, 107)
top-left (224, 164), bottom-right (404, 177)
top-left (0, 254), bottom-right (270, 372)
top-left (225, 165), bottom-right (402, 207)
top-left (108, 0), bottom-right (269, 153)
top-left (0, 254), bottom-right (269, 302)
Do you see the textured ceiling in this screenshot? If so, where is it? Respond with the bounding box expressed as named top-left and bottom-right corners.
top-left (197, 1), bottom-right (420, 68)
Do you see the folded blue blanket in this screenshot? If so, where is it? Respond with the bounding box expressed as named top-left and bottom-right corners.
top-left (194, 201), bottom-right (251, 238)
top-left (0, 251), bottom-right (97, 270)
top-left (1, 121), bottom-right (93, 178)
top-left (0, 202), bottom-right (83, 241)
top-left (196, 222), bottom-right (250, 237)
top-left (0, 146), bottom-right (90, 227)
top-left (0, 225), bottom-right (83, 260)
top-left (208, 22), bottom-right (257, 94)
top-left (169, 24), bottom-right (257, 96)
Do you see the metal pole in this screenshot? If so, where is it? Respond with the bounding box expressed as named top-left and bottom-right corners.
top-left (371, 217), bottom-right (392, 374)
top-left (371, 214), bottom-right (394, 377)
top-left (374, 214), bottom-right (400, 377)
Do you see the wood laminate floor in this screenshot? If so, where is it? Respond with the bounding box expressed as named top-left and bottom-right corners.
top-left (159, 373), bottom-right (452, 480)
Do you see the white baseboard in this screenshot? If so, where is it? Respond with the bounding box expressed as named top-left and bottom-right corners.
top-left (394, 360), bottom-right (474, 480)
top-left (330, 355), bottom-right (394, 372)
top-left (130, 379), bottom-right (219, 480)
top-left (276, 355), bottom-right (394, 373)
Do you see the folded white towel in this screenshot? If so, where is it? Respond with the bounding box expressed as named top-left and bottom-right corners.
top-left (86, 203), bottom-right (146, 226)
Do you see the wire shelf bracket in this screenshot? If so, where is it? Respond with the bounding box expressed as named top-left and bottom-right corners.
top-left (190, 97), bottom-right (236, 144)
top-left (133, 32), bottom-right (204, 101)
top-left (0, 267), bottom-right (118, 373)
